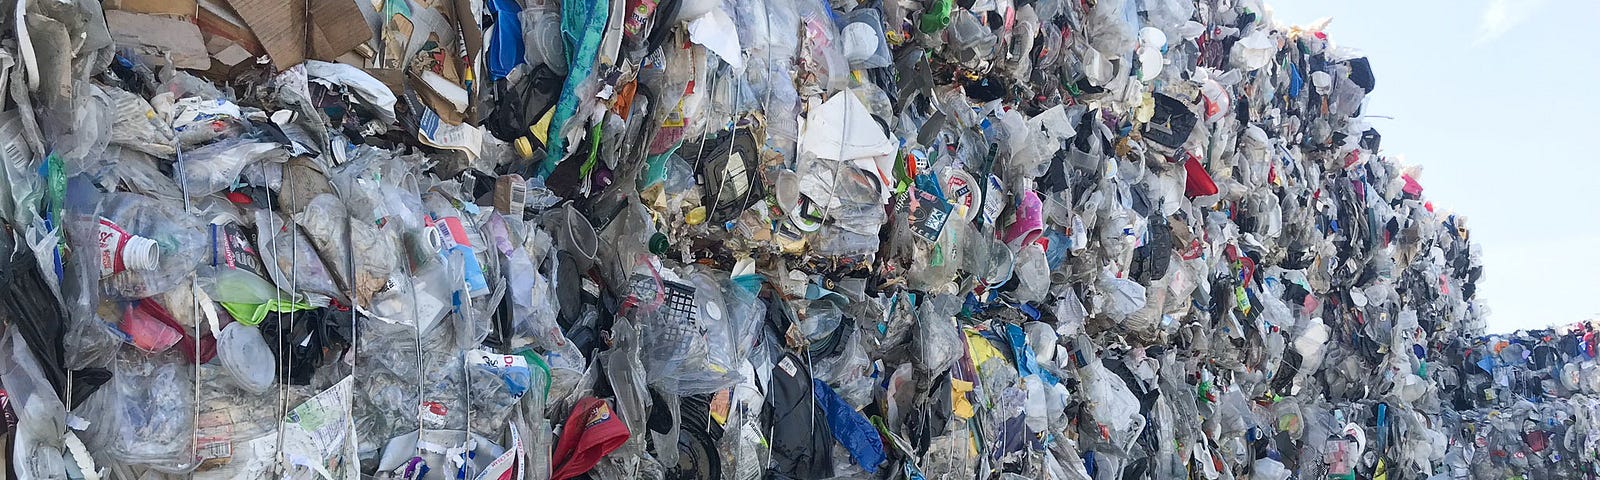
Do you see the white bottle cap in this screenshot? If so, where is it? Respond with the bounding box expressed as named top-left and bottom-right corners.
top-left (121, 235), bottom-right (160, 271)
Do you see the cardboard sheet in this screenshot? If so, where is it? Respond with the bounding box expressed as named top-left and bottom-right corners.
top-left (222, 0), bottom-right (374, 70)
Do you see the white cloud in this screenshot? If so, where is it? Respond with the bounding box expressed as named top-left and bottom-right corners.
top-left (1475, 0), bottom-right (1549, 45)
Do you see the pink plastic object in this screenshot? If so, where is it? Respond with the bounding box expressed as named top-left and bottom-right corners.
top-left (1003, 190), bottom-right (1044, 248)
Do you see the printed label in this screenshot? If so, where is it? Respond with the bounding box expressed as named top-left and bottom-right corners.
top-left (97, 218), bottom-right (132, 276)
top-left (908, 188), bottom-right (952, 243)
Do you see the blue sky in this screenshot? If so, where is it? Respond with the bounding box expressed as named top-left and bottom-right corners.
top-left (1264, 0), bottom-right (1600, 333)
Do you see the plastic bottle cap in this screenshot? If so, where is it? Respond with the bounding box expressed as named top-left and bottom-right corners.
top-left (121, 235), bottom-right (160, 271)
top-left (649, 233), bottom-right (669, 254)
top-left (704, 301), bottom-right (722, 321)
top-left (514, 137), bottom-right (534, 160)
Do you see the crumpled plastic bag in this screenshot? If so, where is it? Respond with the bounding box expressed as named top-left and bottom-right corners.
top-left (178, 139), bottom-right (286, 197)
top-left (1231, 30), bottom-right (1275, 71)
top-left (1096, 268), bottom-right (1148, 320)
top-left (915, 294), bottom-right (966, 376)
top-left (81, 352), bottom-right (196, 472)
top-left (813, 323), bottom-right (874, 409)
top-left (294, 193), bottom-right (399, 306)
top-left (815, 379), bottom-right (885, 473)
top-left (1080, 357), bottom-right (1142, 439)
top-left (103, 85), bottom-right (176, 159)
top-left (1252, 458), bottom-right (1291, 480)
top-left (1085, 0), bottom-right (1138, 58)
top-left (255, 209), bottom-right (345, 303)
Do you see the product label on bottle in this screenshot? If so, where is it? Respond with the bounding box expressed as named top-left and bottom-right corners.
top-left (212, 223), bottom-right (265, 277)
top-left (475, 423), bottom-right (522, 480)
top-left (1324, 438), bottom-right (1356, 480)
top-left (419, 401), bottom-right (449, 426)
top-left (97, 218), bottom-right (133, 277)
top-left (195, 410), bottom-right (235, 464)
top-left (432, 216), bottom-right (473, 249)
top-left (469, 349), bottom-right (531, 399)
top-left (0, 389), bottom-right (16, 434)
top-left (982, 174), bottom-right (1007, 226)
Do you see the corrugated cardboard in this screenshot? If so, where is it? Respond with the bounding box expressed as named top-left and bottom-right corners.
top-left (222, 0), bottom-right (374, 70)
top-left (106, 0), bottom-right (198, 16)
top-left (208, 37), bottom-right (253, 67)
top-left (105, 10), bottom-right (210, 70)
top-left (197, 0), bottom-right (265, 56)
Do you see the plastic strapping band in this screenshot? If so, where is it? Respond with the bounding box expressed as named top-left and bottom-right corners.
top-left (417, 439), bottom-right (456, 455)
top-left (197, 284), bottom-right (223, 338)
top-left (64, 432), bottom-right (101, 480)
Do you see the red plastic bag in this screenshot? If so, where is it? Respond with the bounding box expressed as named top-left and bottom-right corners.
top-left (1184, 155), bottom-right (1218, 198)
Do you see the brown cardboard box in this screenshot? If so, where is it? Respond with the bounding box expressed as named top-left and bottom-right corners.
top-left (105, 0), bottom-right (197, 16)
top-left (105, 10), bottom-right (211, 70)
top-left (222, 0), bottom-right (373, 70)
top-left (196, 0), bottom-right (265, 57)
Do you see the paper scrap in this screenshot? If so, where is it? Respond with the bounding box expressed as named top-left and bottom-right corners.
top-left (419, 107), bottom-right (484, 159)
top-left (306, 60), bottom-right (398, 121)
top-left (799, 92), bottom-right (897, 161)
top-left (686, 9), bottom-right (743, 71)
top-left (278, 376), bottom-right (359, 479)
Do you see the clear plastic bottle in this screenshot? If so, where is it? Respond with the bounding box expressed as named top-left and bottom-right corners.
top-left (97, 193), bottom-right (207, 299)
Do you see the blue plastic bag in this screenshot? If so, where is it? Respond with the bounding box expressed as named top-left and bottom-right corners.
top-left (814, 379), bottom-right (885, 473)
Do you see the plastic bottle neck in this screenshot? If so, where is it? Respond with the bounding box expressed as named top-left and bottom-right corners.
top-left (120, 235), bottom-right (160, 271)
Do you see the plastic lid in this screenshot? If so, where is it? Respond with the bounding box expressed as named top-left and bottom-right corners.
top-left (774, 170), bottom-right (823, 232)
top-left (217, 322), bottom-right (275, 394)
top-left (983, 239), bottom-right (1016, 288)
top-left (528, 20), bottom-right (567, 75)
top-left (1137, 27), bottom-right (1168, 80)
top-left (943, 169), bottom-right (981, 222)
top-left (1561, 363), bottom-right (1581, 390)
top-left (121, 235), bottom-right (160, 271)
top-left (703, 299), bottom-right (722, 322)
